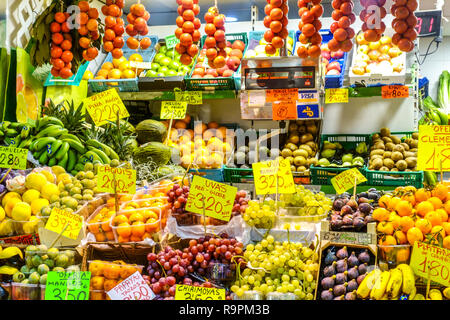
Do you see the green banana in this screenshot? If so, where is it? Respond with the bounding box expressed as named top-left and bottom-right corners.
top-left (5, 129), bottom-right (19, 137)
top-left (37, 117), bottom-right (64, 130)
top-left (10, 135), bottom-right (22, 147)
top-left (86, 139), bottom-right (105, 150)
top-left (88, 146), bottom-right (110, 164)
top-left (101, 144), bottom-right (120, 160)
top-left (29, 139), bottom-right (39, 152)
top-left (58, 133), bottom-right (82, 143)
top-left (67, 149), bottom-right (77, 172)
top-left (39, 150), bottom-right (49, 165)
top-left (74, 163), bottom-right (85, 172)
top-left (84, 151), bottom-right (103, 163)
top-left (57, 152), bottom-right (69, 168)
top-left (429, 110), bottom-right (442, 124)
top-left (34, 137), bottom-right (57, 151)
top-left (35, 125), bottom-right (66, 139)
top-left (48, 140), bottom-right (63, 158)
top-left (55, 141), bottom-right (70, 160)
top-left (48, 157), bottom-right (57, 166)
top-left (18, 137), bottom-right (33, 149)
top-left (424, 171), bottom-right (437, 188)
top-left (9, 122), bottom-right (24, 130)
top-left (1, 121), bottom-right (11, 131)
top-left (0, 131), bottom-right (4, 139)
top-left (435, 109), bottom-right (449, 125)
top-left (20, 125), bottom-right (30, 139)
top-left (63, 138), bottom-right (86, 154)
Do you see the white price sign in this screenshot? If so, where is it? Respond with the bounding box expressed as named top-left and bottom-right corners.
top-left (107, 272), bottom-right (155, 300)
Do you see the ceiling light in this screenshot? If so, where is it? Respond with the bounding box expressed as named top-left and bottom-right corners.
top-left (227, 16), bottom-right (238, 22)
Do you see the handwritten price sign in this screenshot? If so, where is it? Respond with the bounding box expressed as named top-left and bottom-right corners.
top-left (175, 285), bottom-right (225, 300)
top-left (129, 61), bottom-right (152, 70)
top-left (97, 165), bottom-right (136, 194)
top-left (83, 89), bottom-right (130, 126)
top-left (0, 146), bottom-right (28, 170)
top-left (272, 101), bottom-right (297, 120)
top-left (45, 208), bottom-right (83, 240)
top-left (107, 272), bottom-right (155, 300)
top-left (410, 242), bottom-right (450, 287)
top-left (175, 91), bottom-right (202, 105)
top-left (265, 88), bottom-right (298, 102)
top-left (417, 125), bottom-right (450, 171)
top-left (45, 271), bottom-right (91, 300)
top-left (252, 159), bottom-right (295, 195)
top-left (325, 88), bottom-right (349, 104)
top-left (381, 85), bottom-right (409, 99)
top-left (331, 168), bottom-right (367, 195)
top-left (185, 176), bottom-right (237, 222)
top-left (160, 101), bottom-right (188, 120)
top-left (165, 34), bottom-right (180, 49)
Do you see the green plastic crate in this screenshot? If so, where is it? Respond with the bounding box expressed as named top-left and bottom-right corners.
top-left (310, 134), bottom-right (371, 185)
top-left (223, 166), bottom-right (253, 183)
top-left (184, 33), bottom-right (248, 91)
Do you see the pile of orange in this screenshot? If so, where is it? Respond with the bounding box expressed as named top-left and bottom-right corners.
top-left (89, 260), bottom-right (143, 300)
top-left (373, 183), bottom-right (450, 251)
top-left (94, 54), bottom-right (145, 82)
top-left (87, 206), bottom-right (115, 242)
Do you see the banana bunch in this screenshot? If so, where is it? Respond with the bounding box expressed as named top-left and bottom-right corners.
top-left (72, 139), bottom-right (120, 176)
top-left (424, 171), bottom-right (438, 188)
top-left (0, 121), bottom-right (36, 149)
top-left (356, 264), bottom-right (416, 300)
top-left (420, 96), bottom-right (449, 126)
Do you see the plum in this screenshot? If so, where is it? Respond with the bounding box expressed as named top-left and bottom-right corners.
top-left (321, 289), bottom-right (334, 300)
top-left (358, 249), bottom-right (370, 264)
top-left (333, 199), bottom-right (345, 211)
top-left (358, 263), bottom-right (368, 275)
top-left (337, 246), bottom-right (349, 259)
top-left (336, 259), bottom-right (348, 273)
top-left (347, 279), bottom-right (358, 292)
top-left (333, 283), bottom-right (347, 296)
top-left (321, 276), bottom-right (335, 290)
top-left (335, 272), bottom-right (347, 285)
top-left (340, 205), bottom-right (353, 216)
top-left (323, 262), bottom-right (337, 277)
top-left (324, 249), bottom-right (337, 266)
top-left (358, 202), bottom-right (373, 214)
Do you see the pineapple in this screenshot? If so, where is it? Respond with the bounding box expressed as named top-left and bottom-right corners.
top-left (42, 100), bottom-right (85, 136)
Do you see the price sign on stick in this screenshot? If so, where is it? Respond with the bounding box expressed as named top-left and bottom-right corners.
top-left (83, 89), bottom-right (129, 126)
top-left (175, 285), bottom-right (225, 300)
top-left (107, 272), bottom-right (155, 300)
top-left (381, 85), bottom-right (409, 99)
top-left (266, 88), bottom-right (298, 102)
top-left (165, 35), bottom-right (180, 49)
top-left (252, 159), bottom-right (295, 195)
top-left (97, 165), bottom-right (136, 194)
top-left (272, 101), bottom-right (297, 120)
top-left (417, 125), bottom-right (450, 171)
top-left (325, 88), bottom-right (349, 104)
top-left (410, 242), bottom-right (450, 287)
top-left (0, 146), bottom-right (27, 170)
top-left (185, 176), bottom-right (237, 222)
top-left (175, 91), bottom-right (202, 105)
top-left (45, 271), bottom-right (91, 300)
top-left (45, 207), bottom-right (83, 240)
top-left (331, 168), bottom-right (367, 195)
top-left (160, 101), bottom-right (188, 119)
top-left (129, 61), bottom-right (152, 70)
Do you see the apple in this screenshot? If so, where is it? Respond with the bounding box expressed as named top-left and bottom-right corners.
top-left (145, 70), bottom-right (158, 77)
top-left (168, 61), bottom-right (181, 71)
top-left (320, 44), bottom-right (330, 52)
top-left (160, 57), bottom-right (172, 66)
top-left (224, 47), bottom-right (232, 55)
top-left (326, 69), bottom-right (340, 76)
top-left (327, 61), bottom-right (341, 73)
top-left (167, 70), bottom-right (178, 76)
top-left (166, 50), bottom-right (176, 59)
top-left (216, 65), bottom-right (229, 76)
top-left (177, 71), bottom-right (185, 76)
top-left (226, 56), bottom-right (241, 71)
top-left (230, 49), bottom-right (243, 59)
top-left (223, 69), bottom-right (234, 77)
top-left (179, 65), bottom-right (191, 73)
top-left (232, 40), bottom-right (245, 52)
top-left (206, 69), bottom-right (218, 77)
top-left (151, 63), bottom-right (160, 71)
top-left (204, 74), bottom-right (214, 78)
top-left (226, 41), bottom-right (232, 47)
top-left (331, 50), bottom-right (344, 59)
top-left (159, 46), bottom-right (168, 54)
top-left (193, 67), bottom-right (205, 76)
top-left (158, 66), bottom-right (169, 74)
top-left (321, 57), bottom-right (329, 65)
top-left (154, 53), bottom-right (165, 63)
top-left (322, 51), bottom-right (331, 60)
top-left (192, 74), bottom-right (202, 78)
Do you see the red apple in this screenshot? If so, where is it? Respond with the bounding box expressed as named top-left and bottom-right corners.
top-left (206, 68), bottom-right (218, 77)
top-left (224, 47), bottom-right (232, 55)
top-left (216, 65), bottom-right (229, 76)
top-left (204, 74), bottom-right (215, 78)
top-left (232, 40), bottom-right (245, 52)
top-left (226, 56), bottom-right (241, 71)
top-left (230, 49), bottom-right (243, 59)
top-left (331, 49), bottom-right (344, 59)
top-left (326, 69), bottom-right (340, 76)
top-left (193, 67), bottom-right (205, 76)
top-left (226, 41), bottom-right (232, 47)
top-left (192, 74), bottom-right (202, 78)
top-left (322, 51), bottom-right (331, 61)
top-left (327, 61), bottom-right (341, 72)
top-left (222, 69), bottom-right (234, 77)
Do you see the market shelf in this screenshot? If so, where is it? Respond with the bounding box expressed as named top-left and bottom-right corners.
top-left (118, 90), bottom-right (237, 101)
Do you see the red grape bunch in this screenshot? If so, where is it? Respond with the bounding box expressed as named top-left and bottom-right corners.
top-left (167, 183), bottom-right (189, 214)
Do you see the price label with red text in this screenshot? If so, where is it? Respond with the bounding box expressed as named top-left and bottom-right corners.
top-left (45, 208), bottom-right (83, 240)
top-left (417, 125), bottom-right (450, 171)
top-left (331, 168), bottom-right (367, 195)
top-left (97, 165), bottom-right (136, 194)
top-left (107, 272), bottom-right (155, 300)
top-left (266, 88), bottom-right (298, 102)
top-left (252, 159), bottom-right (295, 195)
top-left (185, 176), bottom-right (237, 222)
top-left (381, 85), bottom-right (409, 99)
top-left (272, 101), bottom-right (297, 120)
top-left (83, 89), bottom-right (130, 126)
top-left (410, 241), bottom-right (450, 287)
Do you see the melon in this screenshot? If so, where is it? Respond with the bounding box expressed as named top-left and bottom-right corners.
top-left (135, 120), bottom-right (167, 144)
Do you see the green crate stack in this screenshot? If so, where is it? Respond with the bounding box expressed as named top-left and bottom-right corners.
top-left (223, 165), bottom-right (254, 183)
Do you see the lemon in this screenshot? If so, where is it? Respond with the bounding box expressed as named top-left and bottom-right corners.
top-left (2, 192), bottom-right (21, 207)
top-left (25, 172), bottom-right (48, 192)
top-left (11, 202), bottom-right (32, 221)
top-left (23, 216), bottom-right (39, 234)
top-left (119, 61), bottom-right (130, 72)
top-left (5, 197), bottom-right (22, 217)
top-left (112, 56), bottom-right (127, 68)
top-left (82, 70), bottom-right (94, 80)
top-left (122, 69), bottom-right (136, 79)
top-left (57, 173), bottom-right (71, 185)
top-left (22, 189), bottom-right (41, 205)
top-left (40, 170), bottom-right (55, 184)
top-left (0, 219), bottom-right (13, 236)
top-left (31, 198), bottom-right (49, 215)
top-left (129, 53), bottom-right (143, 62)
top-left (40, 183), bottom-right (60, 201)
top-left (0, 207), bottom-right (5, 222)
top-left (108, 68), bottom-right (122, 79)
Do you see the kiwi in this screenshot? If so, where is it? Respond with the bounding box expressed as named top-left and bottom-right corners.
top-left (374, 142), bottom-right (385, 150)
top-left (382, 137), bottom-right (393, 144)
top-left (383, 151), bottom-right (392, 159)
top-left (412, 132), bottom-right (419, 139)
top-left (306, 124), bottom-right (318, 135)
top-left (409, 140), bottom-right (418, 148)
top-left (371, 154), bottom-right (383, 160)
top-left (380, 127), bottom-right (391, 137)
top-left (298, 125), bottom-right (306, 134)
top-left (373, 158), bottom-right (383, 170)
top-left (293, 149), bottom-right (308, 158)
top-left (286, 143), bottom-right (298, 151)
top-left (294, 156), bottom-right (307, 166)
top-left (385, 142), bottom-right (395, 151)
top-left (400, 143), bottom-right (410, 151)
top-left (391, 151), bottom-right (404, 161)
top-left (409, 148), bottom-right (418, 153)
top-left (390, 135), bottom-right (401, 144)
top-left (393, 144), bottom-right (405, 153)
top-left (288, 123), bottom-right (298, 132)
top-left (404, 151), bottom-right (416, 158)
top-left (300, 133), bottom-right (314, 144)
top-left (288, 134), bottom-right (300, 145)
top-left (383, 158), bottom-right (395, 169)
top-left (396, 160), bottom-right (408, 171)
top-left (281, 148), bottom-right (293, 158)
top-left (370, 149), bottom-right (384, 157)
top-left (405, 157), bottom-right (417, 169)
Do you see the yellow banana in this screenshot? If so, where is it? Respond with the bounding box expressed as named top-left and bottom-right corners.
top-left (386, 268), bottom-right (403, 298)
top-left (357, 268), bottom-right (381, 299)
top-left (397, 264), bottom-right (415, 294)
top-left (380, 293), bottom-right (389, 300)
top-left (429, 289), bottom-right (443, 300)
top-left (0, 265), bottom-right (19, 275)
top-left (370, 270), bottom-right (391, 300)
top-left (414, 293), bottom-right (425, 300)
top-left (0, 246), bottom-right (23, 259)
top-left (390, 296), bottom-right (400, 300)
top-left (408, 286), bottom-right (416, 300)
top-left (443, 287), bottom-right (450, 300)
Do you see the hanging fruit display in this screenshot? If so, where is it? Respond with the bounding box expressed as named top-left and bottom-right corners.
top-left (77, 1), bottom-right (100, 62)
top-left (296, 0), bottom-right (324, 58)
top-left (101, 0), bottom-right (126, 59)
top-left (391, 0), bottom-right (418, 52)
top-left (50, 11), bottom-right (74, 79)
top-left (264, 0), bottom-right (290, 55)
top-left (175, 0), bottom-right (201, 66)
top-left (125, 3), bottom-right (152, 50)
top-left (203, 7), bottom-right (228, 69)
top-left (329, 0), bottom-right (356, 52)
top-left (359, 0), bottom-right (387, 43)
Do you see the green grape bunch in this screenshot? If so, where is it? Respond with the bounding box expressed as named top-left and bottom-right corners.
top-left (243, 199), bottom-right (277, 229)
top-left (280, 185), bottom-right (332, 217)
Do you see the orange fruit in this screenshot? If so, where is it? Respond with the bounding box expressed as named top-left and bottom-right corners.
top-left (415, 188), bottom-right (431, 203)
top-left (90, 276), bottom-right (105, 290)
top-left (415, 218), bottom-right (432, 234)
top-left (372, 207), bottom-right (390, 222)
top-left (436, 208), bottom-right (449, 223)
top-left (116, 223), bottom-right (131, 238)
top-left (395, 200), bottom-right (413, 217)
top-left (394, 230), bottom-right (408, 244)
top-left (390, 214), bottom-right (402, 229)
top-left (129, 213), bottom-right (144, 224)
top-left (131, 221), bottom-right (145, 237)
top-left (406, 227), bottom-right (423, 246)
top-left (89, 260), bottom-right (105, 276)
top-left (105, 231), bottom-right (115, 241)
top-left (428, 196), bottom-right (443, 210)
top-left (401, 193), bottom-right (416, 207)
top-left (444, 200), bottom-right (450, 214)
top-left (431, 225), bottom-right (445, 240)
top-left (396, 247), bottom-right (411, 264)
top-left (416, 201), bottom-right (434, 217)
top-left (103, 279), bottom-right (118, 291)
top-left (112, 214), bottom-right (128, 226)
top-left (117, 235), bottom-right (130, 243)
top-left (424, 211), bottom-right (442, 227)
top-left (399, 216), bottom-right (415, 233)
top-left (388, 197), bottom-right (401, 211)
top-left (378, 195), bottom-right (391, 208)
top-left (94, 232), bottom-right (106, 242)
top-left (379, 235), bottom-right (397, 252)
top-left (432, 183), bottom-right (448, 202)
top-left (377, 221), bottom-right (394, 235)
top-left (443, 222), bottom-right (450, 235)
top-left (443, 235), bottom-right (450, 249)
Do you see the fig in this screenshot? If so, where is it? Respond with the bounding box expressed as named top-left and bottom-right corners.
top-left (345, 291), bottom-right (357, 300)
top-left (333, 199), bottom-right (345, 211)
top-left (364, 215), bottom-right (375, 224)
top-left (347, 266), bottom-right (359, 280)
top-left (358, 249), bottom-right (370, 264)
top-left (356, 273), bottom-right (366, 285)
top-left (367, 192), bottom-right (379, 201)
top-left (347, 198), bottom-right (358, 210)
top-left (323, 262), bottom-right (337, 277)
top-left (353, 217), bottom-right (365, 229)
top-left (336, 246), bottom-right (349, 259)
top-left (321, 289), bottom-right (334, 300)
top-left (342, 215), bottom-right (353, 225)
top-left (324, 249), bottom-right (337, 266)
top-left (333, 283), bottom-right (347, 296)
top-left (335, 272), bottom-right (347, 285)
top-left (321, 276), bottom-right (335, 290)
top-left (358, 202), bottom-right (372, 214)
top-left (333, 295), bottom-right (345, 300)
top-left (358, 197), bottom-right (369, 204)
top-left (340, 205), bottom-right (353, 216)
top-left (330, 219), bottom-right (343, 230)
top-left (358, 263), bottom-right (368, 275)
top-left (336, 259), bottom-right (348, 273)
top-left (347, 279), bottom-right (358, 292)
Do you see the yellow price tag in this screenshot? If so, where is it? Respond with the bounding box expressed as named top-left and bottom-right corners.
top-left (175, 285), bottom-right (225, 300)
top-left (97, 165), bottom-right (136, 194)
top-left (45, 208), bottom-right (83, 240)
top-left (185, 176), bottom-right (237, 222)
top-left (160, 101), bottom-right (188, 120)
top-left (252, 159), bottom-right (295, 195)
top-left (0, 146), bottom-right (28, 170)
top-left (331, 168), bottom-right (367, 194)
top-left (174, 91), bottom-right (202, 105)
top-left (325, 88), bottom-right (348, 104)
top-left (83, 89), bottom-right (130, 126)
top-left (410, 242), bottom-right (450, 287)
top-left (417, 125), bottom-right (450, 171)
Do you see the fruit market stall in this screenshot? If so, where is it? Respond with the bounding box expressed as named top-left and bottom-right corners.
top-left (0, 0), bottom-right (450, 304)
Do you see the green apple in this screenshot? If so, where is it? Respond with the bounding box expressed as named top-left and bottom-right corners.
top-left (174, 52), bottom-right (181, 60)
top-left (157, 73), bottom-right (165, 77)
top-left (167, 70), bottom-right (178, 77)
top-left (158, 66), bottom-right (169, 74)
top-left (154, 53), bottom-right (165, 63)
top-left (177, 71), bottom-right (185, 76)
top-left (159, 46), bottom-right (168, 54)
top-left (166, 50), bottom-right (176, 60)
top-left (145, 70), bottom-right (158, 77)
top-left (168, 61), bottom-right (181, 71)
top-left (160, 57), bottom-right (172, 67)
top-left (151, 62), bottom-right (161, 71)
top-left (179, 65), bottom-right (191, 73)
